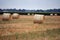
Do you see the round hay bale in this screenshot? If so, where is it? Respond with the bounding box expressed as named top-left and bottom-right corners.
top-left (2, 13), bottom-right (11, 21)
top-left (28, 13), bottom-right (30, 15)
top-left (33, 14), bottom-right (45, 24)
top-left (50, 14), bottom-right (53, 16)
top-left (32, 14), bottom-right (34, 15)
top-left (54, 14), bottom-right (57, 16)
top-left (12, 13), bottom-right (19, 19)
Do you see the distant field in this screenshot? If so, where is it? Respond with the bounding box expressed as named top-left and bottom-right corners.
top-left (0, 15), bottom-right (60, 40)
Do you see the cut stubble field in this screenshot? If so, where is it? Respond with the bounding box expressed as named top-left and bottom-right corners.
top-left (0, 15), bottom-right (60, 40)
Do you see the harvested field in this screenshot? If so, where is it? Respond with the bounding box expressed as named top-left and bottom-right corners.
top-left (0, 15), bottom-right (60, 40)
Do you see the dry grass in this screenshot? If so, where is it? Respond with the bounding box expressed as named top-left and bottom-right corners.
top-left (0, 15), bottom-right (60, 40)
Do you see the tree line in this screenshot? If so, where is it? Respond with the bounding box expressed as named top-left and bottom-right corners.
top-left (0, 8), bottom-right (60, 13)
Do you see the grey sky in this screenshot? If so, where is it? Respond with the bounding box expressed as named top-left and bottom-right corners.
top-left (0, 0), bottom-right (60, 10)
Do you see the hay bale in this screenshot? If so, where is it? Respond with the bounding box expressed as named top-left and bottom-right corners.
top-left (33, 14), bottom-right (45, 24)
top-left (2, 13), bottom-right (11, 21)
top-left (32, 14), bottom-right (34, 15)
top-left (12, 13), bottom-right (19, 19)
top-left (28, 13), bottom-right (30, 15)
top-left (54, 14), bottom-right (57, 16)
top-left (50, 14), bottom-right (53, 16)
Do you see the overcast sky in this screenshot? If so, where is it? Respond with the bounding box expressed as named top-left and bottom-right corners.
top-left (0, 0), bottom-right (60, 10)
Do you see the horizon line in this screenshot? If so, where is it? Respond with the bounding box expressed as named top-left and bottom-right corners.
top-left (0, 8), bottom-right (60, 10)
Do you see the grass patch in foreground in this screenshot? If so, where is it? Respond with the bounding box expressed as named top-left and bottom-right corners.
top-left (0, 28), bottom-right (60, 40)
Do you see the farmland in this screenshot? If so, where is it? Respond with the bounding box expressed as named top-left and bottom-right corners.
top-left (0, 15), bottom-right (60, 40)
